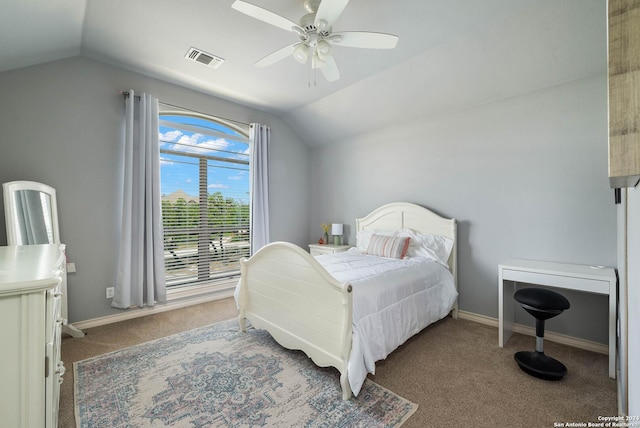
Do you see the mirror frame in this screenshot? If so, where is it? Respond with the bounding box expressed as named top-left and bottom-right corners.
top-left (3, 180), bottom-right (60, 245)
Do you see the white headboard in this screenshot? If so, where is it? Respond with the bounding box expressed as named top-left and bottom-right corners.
top-left (355, 202), bottom-right (457, 286)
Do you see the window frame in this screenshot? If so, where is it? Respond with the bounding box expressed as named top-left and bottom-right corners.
top-left (158, 107), bottom-right (250, 296)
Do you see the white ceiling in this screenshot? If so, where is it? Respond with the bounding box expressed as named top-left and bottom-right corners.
top-left (0, 0), bottom-right (606, 147)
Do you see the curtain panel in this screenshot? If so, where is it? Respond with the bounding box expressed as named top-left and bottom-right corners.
top-left (113, 91), bottom-right (167, 309)
top-left (249, 123), bottom-right (270, 255)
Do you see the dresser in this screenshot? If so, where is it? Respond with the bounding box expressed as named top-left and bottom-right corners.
top-left (0, 244), bottom-right (66, 428)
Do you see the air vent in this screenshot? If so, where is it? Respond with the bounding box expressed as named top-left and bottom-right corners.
top-left (184, 47), bottom-right (225, 69)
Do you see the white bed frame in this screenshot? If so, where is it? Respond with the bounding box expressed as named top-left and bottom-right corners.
top-left (237, 202), bottom-right (457, 400)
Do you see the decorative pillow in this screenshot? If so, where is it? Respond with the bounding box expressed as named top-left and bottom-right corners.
top-left (356, 229), bottom-right (395, 252)
top-left (397, 228), bottom-right (453, 265)
top-left (366, 234), bottom-right (411, 259)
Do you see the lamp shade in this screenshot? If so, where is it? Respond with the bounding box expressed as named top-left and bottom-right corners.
top-left (316, 39), bottom-right (332, 61)
top-left (293, 43), bottom-right (309, 63)
top-left (331, 223), bottom-right (343, 236)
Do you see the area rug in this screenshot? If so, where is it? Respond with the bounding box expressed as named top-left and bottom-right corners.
top-left (74, 319), bottom-right (417, 427)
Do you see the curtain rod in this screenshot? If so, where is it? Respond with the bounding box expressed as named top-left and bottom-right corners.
top-left (120, 90), bottom-right (250, 128)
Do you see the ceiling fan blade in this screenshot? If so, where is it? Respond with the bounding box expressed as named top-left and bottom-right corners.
top-left (315, 0), bottom-right (349, 28)
top-left (255, 43), bottom-right (299, 67)
top-left (331, 31), bottom-right (399, 49)
top-left (320, 56), bottom-right (340, 82)
top-left (231, 0), bottom-right (299, 33)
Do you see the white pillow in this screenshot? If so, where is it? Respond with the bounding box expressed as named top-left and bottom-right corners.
top-left (356, 229), bottom-right (396, 252)
top-left (397, 228), bottom-right (453, 265)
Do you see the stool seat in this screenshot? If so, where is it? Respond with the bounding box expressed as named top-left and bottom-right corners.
top-left (515, 288), bottom-right (570, 312)
top-left (513, 287), bottom-right (570, 381)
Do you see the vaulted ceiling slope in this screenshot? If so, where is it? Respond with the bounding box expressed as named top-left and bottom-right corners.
top-left (0, 0), bottom-right (606, 147)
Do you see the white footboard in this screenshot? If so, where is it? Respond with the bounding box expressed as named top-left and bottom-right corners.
top-left (237, 242), bottom-right (353, 400)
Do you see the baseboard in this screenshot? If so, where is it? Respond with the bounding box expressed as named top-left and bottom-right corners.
top-left (457, 310), bottom-right (497, 327)
top-left (457, 310), bottom-right (609, 355)
top-left (73, 287), bottom-right (235, 330)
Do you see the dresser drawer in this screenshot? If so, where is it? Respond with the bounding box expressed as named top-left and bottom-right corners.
top-left (308, 244), bottom-right (351, 256)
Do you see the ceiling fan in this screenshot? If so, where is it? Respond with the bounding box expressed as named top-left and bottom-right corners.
top-left (231, 0), bottom-right (399, 82)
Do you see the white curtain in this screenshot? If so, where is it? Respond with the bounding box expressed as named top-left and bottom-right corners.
top-left (249, 123), bottom-right (270, 255)
top-left (113, 91), bottom-right (166, 309)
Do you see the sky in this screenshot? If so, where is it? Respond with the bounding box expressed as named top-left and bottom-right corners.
top-left (158, 114), bottom-right (250, 204)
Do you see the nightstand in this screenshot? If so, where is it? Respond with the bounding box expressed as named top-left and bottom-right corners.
top-left (308, 244), bottom-right (351, 256)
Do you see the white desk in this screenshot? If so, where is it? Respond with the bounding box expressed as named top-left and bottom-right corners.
top-left (498, 259), bottom-right (617, 379)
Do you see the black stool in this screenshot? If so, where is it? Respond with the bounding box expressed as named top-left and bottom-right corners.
top-left (513, 287), bottom-right (570, 380)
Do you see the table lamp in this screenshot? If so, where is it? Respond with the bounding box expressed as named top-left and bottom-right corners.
top-left (332, 223), bottom-right (343, 245)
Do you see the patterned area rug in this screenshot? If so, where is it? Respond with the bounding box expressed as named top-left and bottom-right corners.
top-left (74, 319), bottom-right (417, 427)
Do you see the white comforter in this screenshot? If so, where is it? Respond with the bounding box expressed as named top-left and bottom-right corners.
top-left (315, 249), bottom-right (458, 396)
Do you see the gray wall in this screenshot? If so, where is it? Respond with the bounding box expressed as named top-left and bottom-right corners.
top-left (0, 56), bottom-right (310, 322)
top-left (309, 75), bottom-right (616, 344)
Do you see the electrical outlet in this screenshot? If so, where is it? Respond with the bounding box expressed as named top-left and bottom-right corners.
top-left (66, 262), bottom-right (76, 273)
top-left (106, 287), bottom-right (115, 299)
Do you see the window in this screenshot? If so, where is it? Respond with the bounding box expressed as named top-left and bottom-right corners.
top-left (159, 107), bottom-right (250, 288)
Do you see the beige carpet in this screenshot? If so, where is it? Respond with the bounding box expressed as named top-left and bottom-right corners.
top-left (60, 298), bottom-right (616, 428)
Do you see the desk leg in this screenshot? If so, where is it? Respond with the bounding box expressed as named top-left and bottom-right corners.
top-left (609, 284), bottom-right (616, 379)
top-left (499, 273), bottom-right (515, 347)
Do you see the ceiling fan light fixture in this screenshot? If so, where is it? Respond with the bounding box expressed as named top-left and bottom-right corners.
top-left (293, 43), bottom-right (310, 63)
top-left (316, 19), bottom-right (330, 34)
top-left (312, 51), bottom-right (326, 69)
top-left (316, 39), bottom-right (332, 60)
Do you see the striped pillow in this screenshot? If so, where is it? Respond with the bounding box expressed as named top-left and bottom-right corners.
top-left (367, 234), bottom-right (411, 259)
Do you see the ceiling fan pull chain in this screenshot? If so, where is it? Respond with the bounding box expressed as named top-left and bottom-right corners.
top-left (313, 61), bottom-right (317, 87)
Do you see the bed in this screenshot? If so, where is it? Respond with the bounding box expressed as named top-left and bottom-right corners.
top-left (236, 202), bottom-right (458, 400)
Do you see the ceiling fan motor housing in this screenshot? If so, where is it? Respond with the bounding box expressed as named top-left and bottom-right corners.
top-left (299, 13), bottom-right (330, 36)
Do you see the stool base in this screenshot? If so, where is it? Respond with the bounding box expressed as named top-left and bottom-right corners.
top-left (514, 351), bottom-right (567, 381)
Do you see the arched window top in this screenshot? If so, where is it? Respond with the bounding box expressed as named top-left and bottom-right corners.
top-left (159, 109), bottom-right (249, 141)
top-left (158, 109), bottom-right (250, 197)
